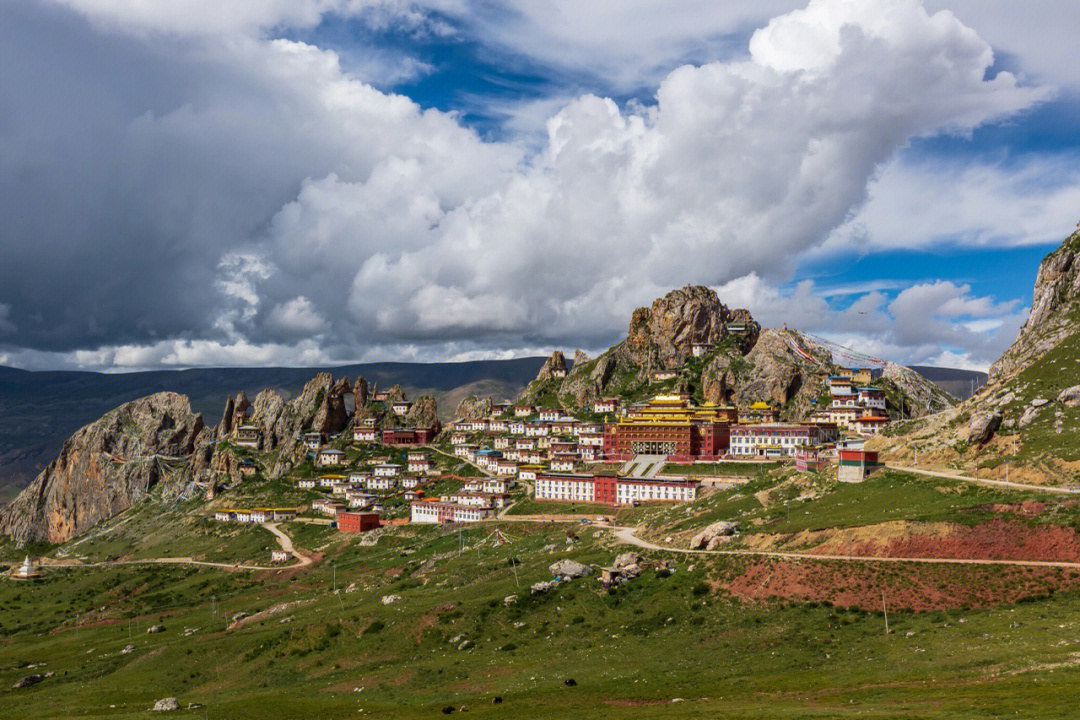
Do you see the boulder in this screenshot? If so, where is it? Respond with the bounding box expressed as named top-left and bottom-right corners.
top-left (146, 624), bottom-right (165, 634)
top-left (612, 552), bottom-right (641, 570)
top-left (12, 674), bottom-right (44, 689)
top-left (1031, 398), bottom-right (1050, 407)
top-left (152, 697), bottom-right (179, 712)
top-left (380, 594), bottom-right (401, 606)
top-left (1019, 405), bottom-right (1041, 428)
top-left (1059, 385), bottom-right (1080, 407)
top-left (706, 536), bottom-right (734, 550)
top-left (689, 521), bottom-right (739, 549)
top-left (966, 411), bottom-right (1002, 444)
top-left (549, 559), bottom-right (591, 579)
top-left (503, 594), bottom-right (518, 606)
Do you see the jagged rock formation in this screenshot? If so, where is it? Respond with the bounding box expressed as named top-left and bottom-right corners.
top-left (456, 395), bottom-right (493, 421)
top-left (518, 285), bottom-right (943, 420)
top-left (404, 396), bottom-right (441, 434)
top-left (384, 385), bottom-right (407, 402)
top-left (535, 351), bottom-right (568, 381)
top-left (623, 285), bottom-right (757, 369)
top-left (522, 286), bottom-right (760, 408)
top-left (217, 391), bottom-right (251, 439)
top-left (700, 328), bottom-right (827, 410)
top-left (991, 230), bottom-right (1080, 382)
top-left (0, 393), bottom-right (204, 544)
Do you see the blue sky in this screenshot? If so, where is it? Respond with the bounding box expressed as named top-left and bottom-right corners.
top-left (1, 0), bottom-right (1078, 372)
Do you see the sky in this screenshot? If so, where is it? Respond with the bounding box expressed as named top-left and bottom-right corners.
top-left (1, 0), bottom-right (1078, 373)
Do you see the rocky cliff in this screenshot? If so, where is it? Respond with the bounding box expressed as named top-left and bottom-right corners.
top-left (518, 285), bottom-right (947, 421)
top-left (876, 226), bottom-right (1080, 485)
top-left (0, 393), bottom-right (204, 544)
top-left (990, 229), bottom-right (1080, 382)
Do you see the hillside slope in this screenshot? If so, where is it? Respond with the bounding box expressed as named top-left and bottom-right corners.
top-left (875, 228), bottom-right (1080, 486)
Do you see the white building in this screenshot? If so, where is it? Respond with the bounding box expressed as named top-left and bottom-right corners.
top-left (374, 463), bottom-right (401, 477)
top-left (730, 424), bottom-right (820, 458)
top-left (410, 501), bottom-right (493, 523)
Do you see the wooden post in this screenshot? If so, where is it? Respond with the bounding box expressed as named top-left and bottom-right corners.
top-left (882, 592), bottom-right (889, 635)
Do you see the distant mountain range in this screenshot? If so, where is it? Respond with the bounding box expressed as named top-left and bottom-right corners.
top-left (907, 366), bottom-right (988, 401)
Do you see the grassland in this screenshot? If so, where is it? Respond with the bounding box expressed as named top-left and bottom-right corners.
top-left (6, 517), bottom-right (1080, 718)
top-left (9, 466), bottom-right (1080, 718)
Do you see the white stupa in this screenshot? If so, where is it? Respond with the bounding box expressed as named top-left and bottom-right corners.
top-left (11, 555), bottom-right (41, 579)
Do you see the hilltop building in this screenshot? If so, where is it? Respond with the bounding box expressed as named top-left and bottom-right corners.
top-left (603, 395), bottom-right (736, 461)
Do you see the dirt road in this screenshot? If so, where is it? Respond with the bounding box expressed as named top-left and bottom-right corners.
top-left (48, 522), bottom-right (310, 573)
top-left (612, 526), bottom-right (1080, 569)
top-left (887, 464), bottom-right (1080, 495)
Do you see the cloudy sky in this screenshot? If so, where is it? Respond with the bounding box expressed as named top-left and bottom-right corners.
top-left (2, 0), bottom-right (1078, 372)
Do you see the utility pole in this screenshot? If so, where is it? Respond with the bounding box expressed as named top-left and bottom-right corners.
top-left (882, 592), bottom-right (890, 635)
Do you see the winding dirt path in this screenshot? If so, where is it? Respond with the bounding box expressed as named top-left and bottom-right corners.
top-left (612, 526), bottom-right (1080, 569)
top-left (48, 522), bottom-right (310, 573)
top-left (887, 464), bottom-right (1080, 495)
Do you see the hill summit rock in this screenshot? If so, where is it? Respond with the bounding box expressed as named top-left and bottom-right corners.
top-left (0, 393), bottom-right (204, 544)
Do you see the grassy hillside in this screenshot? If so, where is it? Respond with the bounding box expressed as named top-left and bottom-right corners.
top-left (6, 465), bottom-right (1080, 717)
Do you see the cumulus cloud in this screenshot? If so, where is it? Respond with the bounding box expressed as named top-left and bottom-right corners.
top-left (717, 273), bottom-right (1027, 369)
top-left (0, 0), bottom-right (1055, 371)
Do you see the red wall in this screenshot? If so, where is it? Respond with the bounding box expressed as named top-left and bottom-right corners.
top-left (338, 512), bottom-right (380, 532)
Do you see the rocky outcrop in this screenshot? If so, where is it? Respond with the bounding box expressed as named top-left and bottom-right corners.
top-left (0, 393), bottom-right (204, 544)
top-left (384, 385), bottom-right (407, 403)
top-left (690, 521), bottom-right (739, 550)
top-left (991, 230), bottom-right (1080, 382)
top-left (967, 411), bottom-right (1002, 445)
top-left (549, 559), bottom-right (591, 579)
top-left (1058, 384), bottom-right (1080, 407)
top-left (455, 395), bottom-right (493, 421)
top-left (535, 351), bottom-right (568, 381)
top-left (404, 396), bottom-right (441, 433)
top-left (217, 391), bottom-right (251, 439)
top-left (624, 285), bottom-right (757, 370)
top-left (882, 362), bottom-right (953, 418)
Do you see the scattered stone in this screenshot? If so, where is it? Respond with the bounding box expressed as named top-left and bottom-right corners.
top-left (530, 580), bottom-right (558, 595)
top-left (146, 624), bottom-right (165, 634)
top-left (183, 627), bottom-right (199, 637)
top-left (230, 611), bottom-right (249, 623)
top-left (1019, 405), bottom-right (1041, 428)
top-left (549, 559), bottom-right (591, 579)
top-left (1058, 385), bottom-right (1080, 407)
top-left (380, 594), bottom-right (401, 606)
top-left (345, 583), bottom-right (357, 593)
top-left (120, 644), bottom-right (135, 655)
top-left (1031, 398), bottom-right (1050, 407)
top-left (457, 640), bottom-right (473, 651)
top-left (12, 674), bottom-right (44, 689)
top-left (689, 521), bottom-right (739, 549)
top-left (687, 564), bottom-right (696, 572)
top-left (449, 634), bottom-right (466, 645)
top-left (503, 594), bottom-right (518, 606)
top-left (151, 697), bottom-right (179, 712)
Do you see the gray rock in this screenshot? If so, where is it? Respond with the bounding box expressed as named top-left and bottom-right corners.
top-left (612, 552), bottom-right (641, 570)
top-left (706, 535), bottom-right (734, 550)
top-left (1019, 405), bottom-right (1041, 428)
top-left (152, 697), bottom-right (179, 712)
top-left (457, 640), bottom-right (473, 650)
top-left (1031, 398), bottom-right (1050, 407)
top-left (503, 594), bottom-right (518, 606)
top-left (12, 674), bottom-right (44, 689)
top-left (966, 411), bottom-right (1002, 444)
top-left (1059, 385), bottom-right (1080, 407)
top-left (689, 521), bottom-right (739, 549)
top-left (120, 644), bottom-right (135, 655)
top-left (146, 624), bottom-right (165, 634)
top-left (380, 594), bottom-right (401, 606)
top-left (549, 559), bottom-right (591, 579)
top-left (530, 580), bottom-right (558, 595)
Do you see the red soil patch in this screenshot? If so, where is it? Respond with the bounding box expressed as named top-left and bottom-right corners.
top-left (814, 519), bottom-right (1080, 563)
top-left (727, 559), bottom-right (1080, 611)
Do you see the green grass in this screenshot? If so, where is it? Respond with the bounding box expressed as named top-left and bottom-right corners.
top-left (7, 519), bottom-right (1080, 718)
top-left (661, 461), bottom-right (782, 477)
top-left (504, 498), bottom-right (617, 517)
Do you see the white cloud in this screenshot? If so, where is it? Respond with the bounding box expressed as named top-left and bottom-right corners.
top-left (716, 273), bottom-right (1027, 370)
top-left (823, 154), bottom-right (1080, 253)
top-left (0, 0), bottom-right (1055, 372)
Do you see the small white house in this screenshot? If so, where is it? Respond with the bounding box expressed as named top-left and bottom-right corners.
top-left (373, 463), bottom-right (401, 478)
top-left (315, 448), bottom-right (346, 467)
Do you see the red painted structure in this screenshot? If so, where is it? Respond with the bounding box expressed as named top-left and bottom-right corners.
top-left (381, 427), bottom-right (436, 446)
top-left (337, 511), bottom-right (381, 533)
